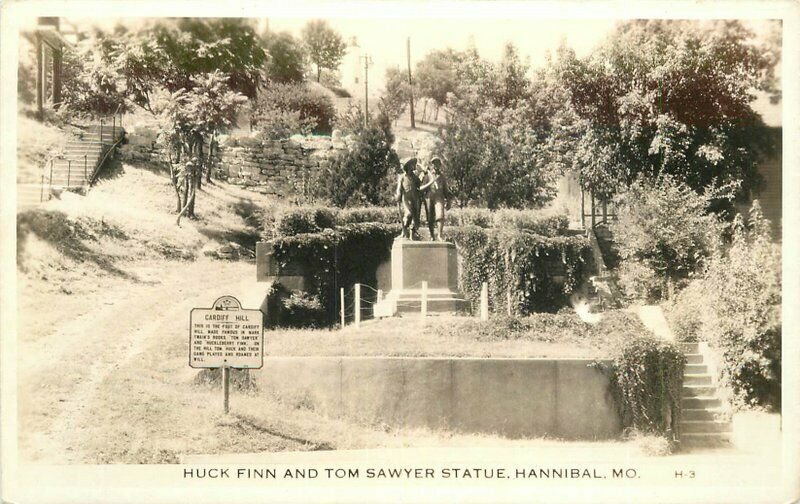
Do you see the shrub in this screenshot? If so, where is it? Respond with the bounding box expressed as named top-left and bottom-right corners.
top-left (446, 208), bottom-right (493, 228)
top-left (266, 284), bottom-right (328, 328)
top-left (670, 202), bottom-right (781, 409)
top-left (445, 208), bottom-right (568, 235)
top-left (310, 112), bottom-right (399, 207)
top-left (273, 206), bottom-right (337, 237)
top-left (336, 207), bottom-right (398, 226)
top-left (612, 175), bottom-right (724, 301)
top-left (252, 83), bottom-right (337, 137)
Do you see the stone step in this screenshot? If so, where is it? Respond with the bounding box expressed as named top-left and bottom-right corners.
top-left (684, 374), bottom-right (712, 386)
top-left (49, 177), bottom-right (89, 186)
top-left (680, 420), bottom-right (732, 434)
top-left (679, 433), bottom-right (731, 449)
top-left (681, 396), bottom-right (721, 409)
top-left (685, 354), bottom-right (704, 364)
top-left (682, 408), bottom-right (721, 421)
top-left (681, 385), bottom-right (716, 397)
top-left (684, 364), bottom-right (708, 374)
top-left (679, 342), bottom-right (700, 353)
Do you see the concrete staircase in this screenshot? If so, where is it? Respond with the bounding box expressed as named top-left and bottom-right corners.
top-left (18, 123), bottom-right (124, 208)
top-left (51, 124), bottom-right (125, 190)
top-left (679, 341), bottom-right (732, 448)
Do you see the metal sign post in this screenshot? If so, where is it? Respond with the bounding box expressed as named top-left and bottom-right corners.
top-left (189, 295), bottom-right (264, 415)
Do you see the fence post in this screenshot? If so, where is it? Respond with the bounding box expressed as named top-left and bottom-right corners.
top-left (354, 283), bottom-right (361, 329)
top-left (113, 115), bottom-right (116, 141)
top-left (580, 187), bottom-right (585, 229)
top-left (49, 160), bottom-right (53, 187)
top-left (100, 120), bottom-right (104, 146)
top-left (84, 155), bottom-right (87, 182)
top-left (340, 287), bottom-right (345, 329)
top-left (421, 281), bottom-right (428, 318)
top-left (40, 174), bottom-right (45, 202)
top-left (480, 282), bottom-right (489, 321)
top-left (377, 289), bottom-right (383, 302)
top-left (591, 192), bottom-right (596, 228)
top-left (67, 160), bottom-right (71, 187)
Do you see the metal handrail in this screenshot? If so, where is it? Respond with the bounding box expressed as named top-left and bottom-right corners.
top-left (39, 103), bottom-right (126, 200)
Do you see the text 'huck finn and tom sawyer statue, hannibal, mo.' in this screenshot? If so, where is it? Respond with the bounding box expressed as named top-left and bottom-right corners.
top-left (395, 157), bottom-right (451, 241)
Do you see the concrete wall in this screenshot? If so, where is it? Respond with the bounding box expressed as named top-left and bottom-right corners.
top-left (257, 357), bottom-right (622, 440)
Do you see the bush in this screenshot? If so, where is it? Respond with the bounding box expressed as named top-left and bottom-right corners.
top-left (273, 206), bottom-right (337, 236)
top-left (670, 202), bottom-right (781, 409)
top-left (309, 112), bottom-right (399, 207)
top-left (336, 207), bottom-right (398, 226)
top-left (252, 83), bottom-right (337, 137)
top-left (612, 175), bottom-right (724, 301)
top-left (448, 226), bottom-right (593, 314)
top-left (266, 284), bottom-right (328, 328)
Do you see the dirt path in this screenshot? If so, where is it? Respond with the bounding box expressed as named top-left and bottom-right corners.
top-left (17, 258), bottom-right (259, 463)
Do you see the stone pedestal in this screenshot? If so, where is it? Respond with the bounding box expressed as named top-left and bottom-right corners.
top-left (374, 239), bottom-right (469, 317)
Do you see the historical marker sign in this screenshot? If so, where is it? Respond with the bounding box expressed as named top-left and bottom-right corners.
top-left (189, 295), bottom-right (264, 369)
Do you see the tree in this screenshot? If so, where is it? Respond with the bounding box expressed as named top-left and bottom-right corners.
top-left (109, 18), bottom-right (266, 113)
top-left (378, 67), bottom-right (410, 125)
top-left (551, 20), bottom-right (779, 206)
top-left (433, 45), bottom-right (560, 208)
top-left (301, 20), bottom-right (347, 83)
top-left (55, 33), bottom-right (131, 118)
top-left (156, 71), bottom-right (247, 223)
top-left (415, 48), bottom-right (462, 121)
top-left (263, 31), bottom-right (306, 83)
top-left (611, 174), bottom-right (727, 300)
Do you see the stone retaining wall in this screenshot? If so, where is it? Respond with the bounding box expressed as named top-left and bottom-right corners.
top-left (257, 357), bottom-right (622, 440)
top-left (120, 129), bottom-right (349, 198)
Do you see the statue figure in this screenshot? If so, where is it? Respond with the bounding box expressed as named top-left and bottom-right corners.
top-left (419, 157), bottom-right (450, 241)
top-left (395, 158), bottom-right (422, 240)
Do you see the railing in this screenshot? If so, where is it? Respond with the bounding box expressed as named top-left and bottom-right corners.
top-left (40, 104), bottom-right (125, 201)
top-left (580, 188), bottom-right (617, 229)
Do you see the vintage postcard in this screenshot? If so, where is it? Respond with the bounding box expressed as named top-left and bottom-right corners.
top-left (1, 0), bottom-right (798, 502)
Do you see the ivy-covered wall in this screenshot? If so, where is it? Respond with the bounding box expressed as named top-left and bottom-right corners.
top-left (260, 223), bottom-right (594, 326)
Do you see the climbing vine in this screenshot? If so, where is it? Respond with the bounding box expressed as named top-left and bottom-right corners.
top-left (600, 336), bottom-right (685, 438)
top-left (448, 226), bottom-right (593, 314)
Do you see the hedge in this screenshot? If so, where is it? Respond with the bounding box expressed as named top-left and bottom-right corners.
top-left (264, 205), bottom-right (571, 240)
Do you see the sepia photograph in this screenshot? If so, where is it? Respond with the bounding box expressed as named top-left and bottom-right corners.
top-left (1, 1), bottom-right (798, 502)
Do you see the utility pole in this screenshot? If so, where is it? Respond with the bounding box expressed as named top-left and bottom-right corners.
top-left (360, 54), bottom-right (372, 128)
top-left (407, 37), bottom-right (416, 129)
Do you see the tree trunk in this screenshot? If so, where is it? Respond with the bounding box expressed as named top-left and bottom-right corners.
top-left (421, 100), bottom-right (428, 123)
top-left (176, 181), bottom-right (196, 226)
top-left (317, 66), bottom-right (321, 83)
top-left (206, 135), bottom-right (214, 184)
